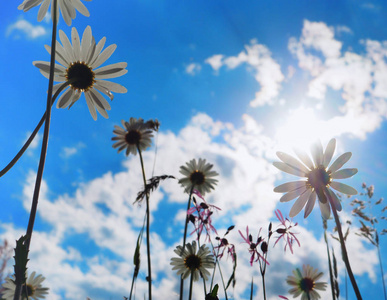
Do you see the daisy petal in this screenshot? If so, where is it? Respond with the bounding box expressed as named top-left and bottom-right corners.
top-left (273, 162), bottom-right (306, 177)
top-left (293, 148), bottom-right (314, 169)
top-left (280, 187), bottom-right (307, 202)
top-left (311, 140), bottom-right (324, 166)
top-left (323, 138), bottom-right (336, 168)
top-left (277, 152), bottom-right (310, 174)
top-left (289, 189), bottom-right (312, 218)
top-left (331, 168), bottom-right (358, 179)
top-left (274, 181), bottom-right (307, 193)
top-left (318, 201), bottom-right (331, 220)
top-left (328, 152), bottom-right (352, 173)
top-left (326, 187), bottom-right (342, 212)
top-left (330, 182), bottom-right (357, 195)
top-left (304, 192), bottom-right (316, 218)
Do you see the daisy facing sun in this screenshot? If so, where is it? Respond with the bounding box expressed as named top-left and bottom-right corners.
top-left (273, 138), bottom-right (358, 219)
top-left (33, 26), bottom-right (127, 120)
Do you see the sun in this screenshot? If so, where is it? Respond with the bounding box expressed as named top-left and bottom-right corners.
top-left (274, 106), bottom-right (335, 152)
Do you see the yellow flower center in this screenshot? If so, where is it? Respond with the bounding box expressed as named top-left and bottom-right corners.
top-left (190, 170), bottom-right (205, 185)
top-left (125, 130), bottom-right (141, 145)
top-left (66, 61), bottom-right (95, 91)
top-left (184, 254), bottom-right (202, 270)
top-left (307, 166), bottom-right (332, 190)
top-left (300, 277), bottom-right (315, 293)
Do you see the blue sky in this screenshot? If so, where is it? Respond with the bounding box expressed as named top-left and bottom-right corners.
top-left (0, 0), bottom-right (387, 299)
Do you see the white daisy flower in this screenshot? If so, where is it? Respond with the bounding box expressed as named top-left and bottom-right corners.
top-left (2, 271), bottom-right (49, 300)
top-left (179, 158), bottom-right (219, 196)
top-left (112, 118), bottom-right (154, 156)
top-left (286, 264), bottom-right (327, 300)
top-left (18, 0), bottom-right (91, 26)
top-left (170, 241), bottom-right (215, 281)
top-left (273, 138), bottom-right (358, 219)
top-left (33, 26), bottom-right (127, 120)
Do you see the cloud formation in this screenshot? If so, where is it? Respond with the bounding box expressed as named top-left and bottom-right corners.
top-left (6, 19), bottom-right (47, 39)
top-left (206, 39), bottom-right (285, 107)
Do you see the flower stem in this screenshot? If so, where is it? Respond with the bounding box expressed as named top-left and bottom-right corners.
top-left (14, 2), bottom-right (58, 300)
top-left (376, 234), bottom-right (387, 300)
top-left (329, 197), bottom-right (362, 300)
top-left (188, 272), bottom-right (194, 300)
top-left (137, 147), bottom-right (152, 300)
top-left (323, 219), bottom-right (336, 300)
top-left (179, 186), bottom-right (194, 300)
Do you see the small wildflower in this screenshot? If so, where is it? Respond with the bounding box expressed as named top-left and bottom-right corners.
top-left (179, 158), bottom-right (218, 196)
top-left (2, 271), bottom-right (49, 300)
top-left (286, 264), bottom-right (327, 300)
top-left (18, 0), bottom-right (91, 26)
top-left (33, 26), bottom-right (127, 120)
top-left (188, 191), bottom-right (221, 241)
top-left (239, 226), bottom-right (269, 266)
top-left (112, 118), bottom-right (154, 156)
top-left (214, 236), bottom-right (236, 262)
top-left (170, 241), bottom-right (215, 281)
top-left (274, 209), bottom-right (300, 254)
top-left (273, 138), bottom-right (358, 219)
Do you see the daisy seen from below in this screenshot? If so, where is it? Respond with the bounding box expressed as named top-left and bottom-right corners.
top-left (2, 271), bottom-right (49, 300)
top-left (112, 118), bottom-right (154, 156)
top-left (33, 26), bottom-right (127, 120)
top-left (18, 0), bottom-right (91, 26)
top-left (286, 264), bottom-right (327, 300)
top-left (179, 158), bottom-right (219, 196)
top-left (273, 138), bottom-right (358, 219)
top-left (170, 241), bottom-right (215, 281)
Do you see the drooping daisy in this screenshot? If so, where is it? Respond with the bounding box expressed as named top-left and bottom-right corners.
top-left (286, 265), bottom-right (327, 300)
top-left (33, 26), bottom-right (127, 120)
top-left (18, 0), bottom-right (91, 26)
top-left (273, 139), bottom-right (358, 219)
top-left (2, 271), bottom-right (49, 300)
top-left (112, 118), bottom-right (154, 156)
top-left (179, 158), bottom-right (218, 196)
top-left (170, 241), bottom-right (215, 281)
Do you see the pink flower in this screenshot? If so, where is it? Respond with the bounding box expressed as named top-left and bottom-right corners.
top-left (214, 237), bottom-right (236, 262)
top-left (273, 210), bottom-right (300, 254)
top-left (239, 226), bottom-right (269, 266)
top-left (188, 191), bottom-right (221, 241)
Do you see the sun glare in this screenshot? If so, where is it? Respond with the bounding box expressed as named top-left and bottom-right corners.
top-left (274, 107), bottom-right (334, 152)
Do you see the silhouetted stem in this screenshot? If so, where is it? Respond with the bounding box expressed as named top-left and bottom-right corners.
top-left (179, 186), bottom-right (194, 300)
top-left (137, 147), bottom-right (152, 300)
top-left (329, 196), bottom-right (362, 300)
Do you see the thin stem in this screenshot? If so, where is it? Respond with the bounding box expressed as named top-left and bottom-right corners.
top-left (188, 272), bottom-right (194, 300)
top-left (14, 2), bottom-right (58, 300)
top-left (179, 186), bottom-right (194, 300)
top-left (250, 277), bottom-right (253, 300)
top-left (329, 198), bottom-right (362, 299)
top-left (323, 219), bottom-right (336, 300)
top-left (0, 81), bottom-right (71, 178)
top-left (306, 291), bottom-right (311, 300)
top-left (376, 237), bottom-right (387, 300)
top-left (137, 147), bottom-right (152, 300)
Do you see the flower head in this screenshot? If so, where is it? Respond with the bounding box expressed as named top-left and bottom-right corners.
top-left (273, 138), bottom-right (358, 219)
top-left (2, 271), bottom-right (49, 300)
top-left (239, 226), bottom-right (269, 266)
top-left (18, 0), bottom-right (91, 26)
top-left (273, 209), bottom-right (300, 254)
top-left (179, 158), bottom-right (218, 196)
top-left (170, 241), bottom-right (215, 281)
top-left (286, 264), bottom-right (327, 300)
top-left (112, 118), bottom-right (154, 156)
top-left (33, 26), bottom-right (127, 120)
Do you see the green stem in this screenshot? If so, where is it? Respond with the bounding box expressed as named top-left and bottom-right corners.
top-left (188, 272), bottom-right (194, 300)
top-left (137, 147), bottom-right (152, 300)
top-left (329, 197), bottom-right (362, 300)
top-left (14, 2), bottom-right (58, 300)
top-left (250, 277), bottom-right (253, 300)
top-left (179, 186), bottom-right (194, 300)
top-left (376, 237), bottom-right (387, 300)
top-left (323, 219), bottom-right (336, 300)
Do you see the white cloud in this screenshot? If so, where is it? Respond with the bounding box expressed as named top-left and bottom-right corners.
top-left (206, 39), bottom-right (285, 107)
top-left (60, 143), bottom-right (86, 158)
top-left (288, 20), bottom-right (387, 139)
top-left (1, 113), bottom-right (379, 299)
top-left (185, 62), bottom-right (201, 75)
top-left (6, 19), bottom-right (47, 39)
